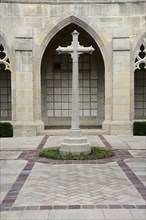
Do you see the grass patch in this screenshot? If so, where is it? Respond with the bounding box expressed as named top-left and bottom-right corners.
top-left (39, 147), bottom-right (114, 160)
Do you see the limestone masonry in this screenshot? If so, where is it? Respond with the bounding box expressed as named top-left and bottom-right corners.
top-left (0, 0), bottom-right (146, 136)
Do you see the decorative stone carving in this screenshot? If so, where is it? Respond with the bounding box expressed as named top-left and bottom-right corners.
top-left (134, 42), bottom-right (146, 70)
top-left (0, 44), bottom-right (11, 71)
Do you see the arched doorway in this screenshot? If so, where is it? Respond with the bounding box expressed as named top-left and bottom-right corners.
top-left (41, 24), bottom-right (105, 128)
top-left (134, 44), bottom-right (146, 119)
top-left (0, 44), bottom-right (11, 120)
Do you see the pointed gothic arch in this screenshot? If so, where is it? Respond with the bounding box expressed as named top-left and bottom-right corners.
top-left (0, 43), bottom-right (12, 120)
top-left (33, 15), bottom-right (112, 132)
top-left (41, 23), bottom-right (106, 128)
top-left (134, 40), bottom-right (146, 119)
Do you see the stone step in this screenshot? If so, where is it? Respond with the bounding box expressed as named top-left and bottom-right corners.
top-left (38, 129), bottom-right (108, 136)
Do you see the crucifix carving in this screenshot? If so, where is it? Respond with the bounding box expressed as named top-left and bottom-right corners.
top-left (56, 30), bottom-right (94, 130)
top-left (56, 30), bottom-right (94, 154)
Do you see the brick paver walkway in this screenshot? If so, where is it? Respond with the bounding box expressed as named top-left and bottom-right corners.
top-left (0, 134), bottom-right (146, 219)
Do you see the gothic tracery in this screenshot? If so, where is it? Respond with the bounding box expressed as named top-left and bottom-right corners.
top-left (134, 41), bottom-right (146, 70)
top-left (0, 44), bottom-right (11, 71)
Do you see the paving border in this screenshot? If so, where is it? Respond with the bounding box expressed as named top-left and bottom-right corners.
top-left (0, 135), bottom-right (49, 212)
top-left (0, 135), bottom-right (146, 212)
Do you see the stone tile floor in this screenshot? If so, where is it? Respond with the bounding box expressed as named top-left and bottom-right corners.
top-left (0, 134), bottom-right (146, 219)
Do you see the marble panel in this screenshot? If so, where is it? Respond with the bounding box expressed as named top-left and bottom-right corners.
top-left (47, 103), bottom-right (53, 109)
top-left (83, 110), bottom-right (90, 116)
top-left (62, 95), bottom-right (68, 102)
top-left (91, 80), bottom-right (98, 87)
top-left (54, 80), bottom-right (61, 87)
top-left (54, 88), bottom-right (61, 94)
top-left (91, 102), bottom-right (97, 109)
top-left (54, 73), bottom-right (61, 79)
top-left (55, 103), bottom-right (61, 109)
top-left (62, 103), bottom-right (68, 109)
top-left (62, 80), bottom-right (68, 87)
top-left (1, 88), bottom-right (7, 94)
top-left (62, 73), bottom-right (68, 79)
top-left (1, 81), bottom-right (7, 87)
top-left (83, 63), bottom-right (90, 70)
top-left (55, 110), bottom-right (61, 117)
top-left (1, 103), bottom-right (8, 109)
top-left (47, 80), bottom-right (53, 87)
top-left (47, 88), bottom-right (53, 94)
top-left (47, 110), bottom-right (53, 116)
top-left (54, 95), bottom-right (61, 102)
top-left (46, 73), bottom-right (53, 79)
top-left (83, 95), bottom-right (90, 102)
top-left (83, 72), bottom-right (90, 79)
top-left (91, 72), bottom-right (98, 79)
top-left (83, 102), bottom-right (90, 109)
top-left (8, 96), bottom-right (11, 102)
top-left (91, 110), bottom-right (97, 116)
top-left (1, 110), bottom-right (8, 117)
top-left (62, 110), bottom-right (69, 116)
top-left (83, 88), bottom-right (90, 94)
top-left (61, 55), bottom-right (68, 62)
top-left (91, 88), bottom-right (98, 94)
top-left (0, 96), bottom-right (7, 102)
top-left (62, 63), bottom-right (68, 70)
top-left (47, 95), bottom-right (53, 102)
top-left (91, 95), bottom-right (97, 101)
top-left (62, 88), bottom-right (69, 94)
top-left (83, 80), bottom-right (90, 87)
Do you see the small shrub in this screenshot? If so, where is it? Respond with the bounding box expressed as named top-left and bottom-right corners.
top-left (133, 121), bottom-right (146, 136)
top-left (39, 147), bottom-right (114, 160)
top-left (0, 122), bottom-right (13, 137)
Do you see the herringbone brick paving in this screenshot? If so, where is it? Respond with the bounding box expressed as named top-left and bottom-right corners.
top-left (0, 135), bottom-right (146, 220)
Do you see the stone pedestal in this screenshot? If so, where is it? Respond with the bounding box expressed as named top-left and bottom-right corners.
top-left (56, 30), bottom-right (93, 155)
top-left (60, 129), bottom-right (91, 155)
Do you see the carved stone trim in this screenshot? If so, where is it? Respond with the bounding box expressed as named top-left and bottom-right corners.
top-left (0, 44), bottom-right (11, 71)
top-left (134, 40), bottom-right (146, 70)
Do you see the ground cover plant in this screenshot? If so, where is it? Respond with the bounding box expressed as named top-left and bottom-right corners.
top-left (133, 121), bottom-right (146, 136)
top-left (39, 147), bottom-right (114, 160)
top-left (0, 122), bottom-right (13, 137)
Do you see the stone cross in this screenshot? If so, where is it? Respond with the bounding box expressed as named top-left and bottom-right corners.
top-left (56, 30), bottom-right (94, 131)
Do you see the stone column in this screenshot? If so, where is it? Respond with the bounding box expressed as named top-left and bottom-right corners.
top-left (13, 30), bottom-right (37, 136)
top-left (110, 28), bottom-right (132, 135)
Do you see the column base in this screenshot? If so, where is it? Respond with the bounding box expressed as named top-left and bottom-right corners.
top-left (102, 120), bottom-right (111, 134)
top-left (60, 129), bottom-right (91, 155)
top-left (13, 121), bottom-right (37, 137)
top-left (110, 121), bottom-right (133, 135)
top-left (35, 120), bottom-right (44, 133)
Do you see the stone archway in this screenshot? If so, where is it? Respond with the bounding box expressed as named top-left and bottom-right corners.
top-left (0, 43), bottom-right (12, 120)
top-left (134, 43), bottom-right (146, 119)
top-left (41, 24), bottom-right (105, 128)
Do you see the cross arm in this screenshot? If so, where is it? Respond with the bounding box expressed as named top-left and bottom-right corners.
top-left (77, 45), bottom-right (95, 54)
top-left (56, 45), bottom-right (74, 54)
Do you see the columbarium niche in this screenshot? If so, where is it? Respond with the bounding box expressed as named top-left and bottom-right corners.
top-left (134, 43), bottom-right (146, 119)
top-left (41, 24), bottom-right (105, 128)
top-left (0, 44), bottom-right (11, 120)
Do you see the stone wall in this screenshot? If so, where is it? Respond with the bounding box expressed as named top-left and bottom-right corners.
top-left (0, 0), bottom-right (145, 136)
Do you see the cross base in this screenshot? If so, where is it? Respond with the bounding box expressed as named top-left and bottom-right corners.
top-left (60, 129), bottom-right (91, 155)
